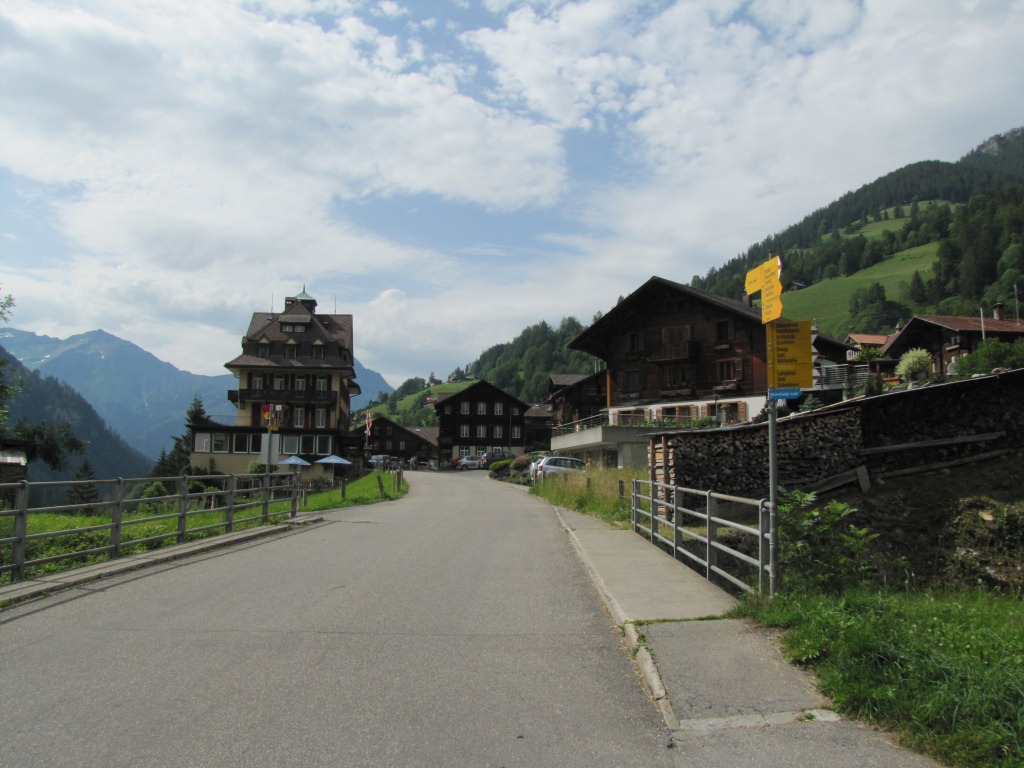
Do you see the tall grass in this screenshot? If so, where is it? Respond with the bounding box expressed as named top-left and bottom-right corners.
top-left (530, 467), bottom-right (644, 527)
top-left (734, 589), bottom-right (1023, 768)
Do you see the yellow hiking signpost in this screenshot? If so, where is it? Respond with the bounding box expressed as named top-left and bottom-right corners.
top-left (744, 254), bottom-right (784, 323)
top-left (767, 320), bottom-right (813, 390)
top-left (744, 254), bottom-right (796, 596)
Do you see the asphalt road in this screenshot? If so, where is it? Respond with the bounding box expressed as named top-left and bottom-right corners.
top-left (1, 471), bottom-right (677, 768)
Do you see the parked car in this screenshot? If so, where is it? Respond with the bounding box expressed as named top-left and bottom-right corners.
top-left (456, 454), bottom-right (482, 470)
top-left (479, 450), bottom-right (516, 469)
top-left (532, 455), bottom-right (586, 483)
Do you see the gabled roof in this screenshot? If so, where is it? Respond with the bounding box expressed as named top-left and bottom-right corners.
top-left (845, 333), bottom-right (891, 347)
top-left (226, 292), bottom-right (355, 374)
top-left (570, 276), bottom-right (763, 359)
top-left (431, 379), bottom-right (530, 410)
top-left (549, 373), bottom-right (590, 389)
top-left (882, 314), bottom-right (1024, 356)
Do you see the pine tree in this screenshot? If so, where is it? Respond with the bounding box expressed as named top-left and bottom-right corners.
top-left (66, 459), bottom-right (102, 514)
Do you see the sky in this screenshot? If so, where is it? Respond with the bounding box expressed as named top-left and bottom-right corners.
top-left (1, 0), bottom-right (1023, 389)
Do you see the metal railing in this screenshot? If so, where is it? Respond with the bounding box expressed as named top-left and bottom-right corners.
top-left (552, 412), bottom-right (693, 437)
top-left (631, 479), bottom-right (776, 596)
top-left (0, 472), bottom-right (301, 584)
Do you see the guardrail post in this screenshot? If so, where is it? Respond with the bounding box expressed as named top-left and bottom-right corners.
top-left (226, 475), bottom-right (236, 533)
top-left (631, 479), bottom-right (638, 533)
top-left (672, 485), bottom-right (681, 562)
top-left (110, 478), bottom-right (125, 560)
top-left (769, 500), bottom-right (778, 597)
top-left (11, 480), bottom-right (29, 582)
top-left (650, 485), bottom-right (659, 544)
top-left (178, 476), bottom-right (188, 544)
top-left (706, 493), bottom-right (718, 581)
top-left (262, 473), bottom-right (270, 525)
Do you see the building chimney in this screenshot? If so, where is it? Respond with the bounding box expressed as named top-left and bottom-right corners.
top-left (993, 302), bottom-right (1004, 321)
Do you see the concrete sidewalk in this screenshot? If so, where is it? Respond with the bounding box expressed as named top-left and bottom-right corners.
top-left (554, 506), bottom-right (942, 768)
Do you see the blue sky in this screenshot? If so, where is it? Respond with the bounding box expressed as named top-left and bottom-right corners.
top-left (1, 0), bottom-right (1023, 387)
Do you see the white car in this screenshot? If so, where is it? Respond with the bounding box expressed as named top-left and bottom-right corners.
top-left (457, 455), bottom-right (482, 470)
top-left (533, 456), bottom-right (586, 483)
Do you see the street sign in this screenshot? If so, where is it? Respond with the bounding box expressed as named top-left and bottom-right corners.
top-left (768, 387), bottom-right (802, 400)
top-left (767, 320), bottom-right (813, 389)
top-left (745, 255), bottom-right (783, 324)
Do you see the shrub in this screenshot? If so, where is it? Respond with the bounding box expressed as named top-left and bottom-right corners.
top-left (778, 490), bottom-right (878, 593)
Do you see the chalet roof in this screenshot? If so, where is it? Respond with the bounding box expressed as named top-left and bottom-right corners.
top-left (430, 379), bottom-right (530, 410)
top-left (882, 314), bottom-right (1024, 357)
top-left (570, 276), bottom-right (763, 359)
top-left (226, 291), bottom-right (355, 376)
top-left (549, 373), bottom-right (589, 388)
top-left (845, 333), bottom-right (891, 347)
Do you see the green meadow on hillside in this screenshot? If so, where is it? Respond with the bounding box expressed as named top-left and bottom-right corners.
top-left (778, 241), bottom-right (938, 338)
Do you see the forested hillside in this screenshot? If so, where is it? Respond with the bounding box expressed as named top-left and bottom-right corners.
top-left (465, 318), bottom-right (600, 404)
top-left (1, 346), bottom-right (152, 484)
top-left (694, 127), bottom-right (1024, 303)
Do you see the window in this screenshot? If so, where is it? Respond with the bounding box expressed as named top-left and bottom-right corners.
top-left (212, 433), bottom-right (229, 452)
top-left (312, 345), bottom-right (325, 359)
top-left (295, 375), bottom-right (306, 391)
top-left (493, 425), bottom-right (503, 439)
top-left (282, 434), bottom-right (298, 454)
top-left (460, 401), bottom-right (470, 415)
top-left (252, 374), bottom-right (264, 390)
top-left (281, 324), bottom-right (292, 332)
top-left (494, 402), bottom-right (503, 416)
top-left (512, 406), bottom-right (520, 416)
top-left (716, 320), bottom-right (730, 342)
top-left (300, 434), bottom-right (315, 454)
top-left (477, 401), bottom-right (487, 415)
top-left (285, 345), bottom-right (297, 359)
top-left (316, 375), bottom-right (328, 391)
top-left (444, 405), bottom-right (452, 415)
top-left (273, 375), bottom-right (285, 390)
top-left (624, 370), bottom-right (642, 392)
top-left (293, 406), bottom-right (305, 428)
top-left (476, 425), bottom-right (487, 438)
top-left (250, 433), bottom-right (262, 453)
top-left (258, 343), bottom-right (270, 358)
top-left (718, 360), bottom-right (737, 381)
top-left (293, 324), bottom-right (306, 333)
top-left (460, 424), bottom-right (470, 438)
top-left (627, 332), bottom-right (641, 352)
top-left (194, 433), bottom-right (211, 452)
top-left (315, 407), bottom-right (326, 428)
top-left (512, 425), bottom-right (521, 440)
top-left (233, 433), bottom-right (250, 453)
top-left (316, 435), bottom-right (331, 455)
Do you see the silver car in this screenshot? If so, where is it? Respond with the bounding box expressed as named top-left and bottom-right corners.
top-left (533, 456), bottom-right (586, 483)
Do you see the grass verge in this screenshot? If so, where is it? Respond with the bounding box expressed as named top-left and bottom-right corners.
top-left (732, 589), bottom-right (1023, 768)
top-left (529, 467), bottom-right (644, 527)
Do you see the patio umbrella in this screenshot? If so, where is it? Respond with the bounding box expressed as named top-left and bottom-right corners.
top-left (315, 455), bottom-right (352, 465)
top-left (278, 455), bottom-right (311, 466)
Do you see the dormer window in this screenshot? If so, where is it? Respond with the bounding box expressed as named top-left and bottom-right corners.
top-left (312, 345), bottom-right (325, 359)
top-left (258, 343), bottom-right (270, 358)
top-left (285, 344), bottom-right (297, 359)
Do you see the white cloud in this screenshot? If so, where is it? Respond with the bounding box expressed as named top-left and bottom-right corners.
top-left (1, 0), bottom-right (1023, 387)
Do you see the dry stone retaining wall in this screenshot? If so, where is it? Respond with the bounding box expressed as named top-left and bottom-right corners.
top-left (661, 369), bottom-right (1024, 498)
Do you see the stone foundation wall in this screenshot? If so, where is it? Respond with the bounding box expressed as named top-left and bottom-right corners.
top-left (663, 369), bottom-right (1024, 498)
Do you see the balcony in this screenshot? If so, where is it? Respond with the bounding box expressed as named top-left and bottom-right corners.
top-left (229, 388), bottom-right (337, 405)
top-left (648, 340), bottom-right (699, 362)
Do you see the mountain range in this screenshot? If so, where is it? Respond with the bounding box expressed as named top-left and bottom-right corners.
top-left (0, 327), bottom-right (393, 461)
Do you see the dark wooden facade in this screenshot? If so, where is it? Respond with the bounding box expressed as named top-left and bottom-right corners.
top-left (433, 380), bottom-right (529, 465)
top-left (569, 277), bottom-right (769, 421)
